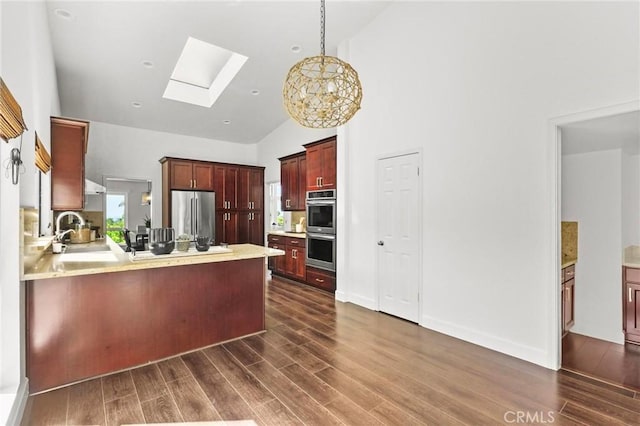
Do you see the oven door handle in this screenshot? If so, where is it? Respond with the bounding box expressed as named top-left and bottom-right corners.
top-left (306, 199), bottom-right (336, 206)
top-left (307, 233), bottom-right (335, 240)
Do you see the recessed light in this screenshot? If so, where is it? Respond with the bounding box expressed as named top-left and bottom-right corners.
top-left (250, 89), bottom-right (260, 96)
top-left (223, 120), bottom-right (231, 125)
top-left (54, 8), bottom-right (73, 20)
top-left (131, 102), bottom-right (142, 108)
top-left (291, 45), bottom-right (302, 53)
top-left (142, 61), bottom-right (154, 69)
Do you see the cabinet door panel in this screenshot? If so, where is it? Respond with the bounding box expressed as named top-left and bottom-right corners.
top-left (51, 123), bottom-right (85, 210)
top-left (216, 211), bottom-right (239, 244)
top-left (214, 166), bottom-right (226, 209)
top-left (193, 163), bottom-right (214, 191)
top-left (306, 146), bottom-right (322, 191)
top-left (625, 283), bottom-right (640, 337)
top-left (249, 212), bottom-right (263, 246)
top-left (297, 156), bottom-right (307, 208)
top-left (238, 168), bottom-right (250, 210)
top-left (238, 211), bottom-right (250, 243)
top-left (320, 140), bottom-right (336, 189)
top-left (170, 161), bottom-right (194, 190)
top-left (250, 169), bottom-right (264, 210)
top-left (281, 158), bottom-right (299, 211)
top-left (268, 243), bottom-right (285, 273)
top-left (224, 167), bottom-right (239, 209)
top-left (563, 279), bottom-right (574, 332)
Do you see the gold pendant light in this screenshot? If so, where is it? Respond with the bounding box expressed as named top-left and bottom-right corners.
top-left (283, 0), bottom-right (362, 128)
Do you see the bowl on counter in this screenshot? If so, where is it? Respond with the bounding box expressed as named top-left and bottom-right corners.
top-left (149, 228), bottom-right (175, 255)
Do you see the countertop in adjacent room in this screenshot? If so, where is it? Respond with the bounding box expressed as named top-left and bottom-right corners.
top-left (624, 246), bottom-right (640, 268)
top-left (562, 256), bottom-right (577, 269)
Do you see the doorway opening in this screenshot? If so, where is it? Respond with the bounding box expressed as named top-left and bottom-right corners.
top-left (552, 102), bottom-right (640, 390)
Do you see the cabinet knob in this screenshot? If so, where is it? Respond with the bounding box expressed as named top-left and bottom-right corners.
top-left (377, 241), bottom-right (384, 246)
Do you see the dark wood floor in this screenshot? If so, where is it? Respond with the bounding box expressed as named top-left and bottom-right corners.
top-left (563, 331), bottom-right (640, 392)
top-left (22, 275), bottom-right (640, 425)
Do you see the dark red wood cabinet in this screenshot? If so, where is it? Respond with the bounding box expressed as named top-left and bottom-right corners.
top-left (51, 117), bottom-right (89, 210)
top-left (279, 152), bottom-right (306, 211)
top-left (561, 264), bottom-right (575, 336)
top-left (268, 234), bottom-right (305, 281)
top-left (161, 157), bottom-right (264, 246)
top-left (26, 257), bottom-right (265, 393)
top-left (305, 136), bottom-right (336, 191)
top-left (169, 159), bottom-right (214, 191)
top-left (624, 267), bottom-right (640, 344)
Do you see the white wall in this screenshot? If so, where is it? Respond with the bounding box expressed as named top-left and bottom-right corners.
top-left (331, 1), bottom-right (639, 367)
top-left (622, 152), bottom-right (640, 248)
top-left (86, 121), bottom-right (258, 228)
top-left (257, 119), bottom-right (334, 183)
top-left (562, 149), bottom-right (624, 344)
top-left (0, 0), bottom-right (60, 422)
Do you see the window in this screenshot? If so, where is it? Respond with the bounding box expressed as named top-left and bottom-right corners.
top-left (106, 193), bottom-right (126, 243)
top-left (268, 182), bottom-right (284, 230)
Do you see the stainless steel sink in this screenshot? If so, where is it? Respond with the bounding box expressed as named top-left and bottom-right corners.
top-left (64, 244), bottom-right (110, 253)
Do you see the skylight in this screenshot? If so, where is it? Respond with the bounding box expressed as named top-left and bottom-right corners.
top-left (163, 37), bottom-right (248, 108)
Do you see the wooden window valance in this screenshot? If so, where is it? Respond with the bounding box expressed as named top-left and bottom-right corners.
top-left (35, 132), bottom-right (51, 173)
top-left (0, 77), bottom-right (28, 142)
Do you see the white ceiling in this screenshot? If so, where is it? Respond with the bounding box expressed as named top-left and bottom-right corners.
top-left (561, 111), bottom-right (640, 156)
top-left (46, 1), bottom-right (392, 144)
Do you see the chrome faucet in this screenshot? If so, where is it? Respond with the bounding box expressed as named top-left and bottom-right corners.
top-left (55, 211), bottom-right (85, 239)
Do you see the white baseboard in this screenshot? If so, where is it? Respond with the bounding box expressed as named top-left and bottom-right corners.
top-left (335, 290), bottom-right (347, 303)
top-left (421, 314), bottom-right (551, 369)
top-left (4, 378), bottom-right (28, 426)
top-left (344, 293), bottom-right (377, 311)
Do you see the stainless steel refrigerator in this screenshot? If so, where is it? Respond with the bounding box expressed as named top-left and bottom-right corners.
top-left (171, 190), bottom-right (215, 241)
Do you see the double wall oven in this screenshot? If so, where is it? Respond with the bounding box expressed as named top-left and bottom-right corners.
top-left (306, 189), bottom-right (336, 272)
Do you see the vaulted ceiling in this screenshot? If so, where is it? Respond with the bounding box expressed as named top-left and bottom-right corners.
top-left (46, 1), bottom-right (391, 144)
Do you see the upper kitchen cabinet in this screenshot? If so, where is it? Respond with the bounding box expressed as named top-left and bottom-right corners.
top-left (164, 158), bottom-right (214, 191)
top-left (305, 136), bottom-right (336, 191)
top-left (215, 164), bottom-right (239, 210)
top-left (279, 152), bottom-right (306, 211)
top-left (238, 167), bottom-right (264, 211)
top-left (51, 117), bottom-right (90, 210)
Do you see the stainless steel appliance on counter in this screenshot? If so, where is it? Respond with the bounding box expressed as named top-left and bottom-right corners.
top-left (306, 189), bottom-right (336, 272)
top-left (171, 190), bottom-right (215, 241)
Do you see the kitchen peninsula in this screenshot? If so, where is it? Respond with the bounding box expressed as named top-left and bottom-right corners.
top-left (22, 238), bottom-right (283, 393)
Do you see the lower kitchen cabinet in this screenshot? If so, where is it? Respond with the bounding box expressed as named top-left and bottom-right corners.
top-left (285, 244), bottom-right (305, 281)
top-left (268, 240), bottom-right (286, 273)
top-left (561, 264), bottom-right (575, 336)
top-left (268, 233), bottom-right (336, 292)
top-left (216, 211), bottom-right (239, 245)
top-left (306, 266), bottom-right (336, 292)
top-left (239, 211), bottom-right (264, 246)
top-left (623, 266), bottom-right (640, 344)
top-left (268, 234), bottom-right (305, 282)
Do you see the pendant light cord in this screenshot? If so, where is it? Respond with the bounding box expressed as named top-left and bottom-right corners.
top-left (320, 0), bottom-right (325, 56)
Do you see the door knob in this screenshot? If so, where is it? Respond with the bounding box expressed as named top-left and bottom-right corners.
top-left (377, 241), bottom-right (384, 246)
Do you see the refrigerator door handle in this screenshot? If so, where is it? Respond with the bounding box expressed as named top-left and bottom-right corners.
top-left (190, 197), bottom-right (195, 237)
top-left (194, 197), bottom-right (198, 236)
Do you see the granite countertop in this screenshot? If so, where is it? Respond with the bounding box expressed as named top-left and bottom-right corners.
top-left (624, 246), bottom-right (640, 268)
top-left (22, 237), bottom-right (285, 280)
top-left (561, 256), bottom-right (577, 269)
top-left (268, 230), bottom-right (306, 238)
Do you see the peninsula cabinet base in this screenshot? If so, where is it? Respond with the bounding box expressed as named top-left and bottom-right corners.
top-left (26, 257), bottom-right (265, 393)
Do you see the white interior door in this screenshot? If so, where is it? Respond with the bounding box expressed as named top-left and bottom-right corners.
top-left (377, 153), bottom-right (421, 322)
